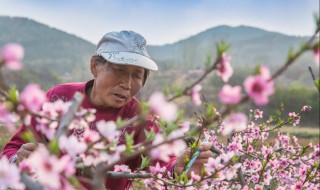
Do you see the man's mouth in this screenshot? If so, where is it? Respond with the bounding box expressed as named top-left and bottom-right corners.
top-left (113, 93), bottom-right (127, 100)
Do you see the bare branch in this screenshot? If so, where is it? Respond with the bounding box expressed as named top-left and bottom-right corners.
top-left (106, 171), bottom-right (153, 179)
top-left (21, 173), bottom-right (43, 190)
top-left (55, 92), bottom-right (84, 139)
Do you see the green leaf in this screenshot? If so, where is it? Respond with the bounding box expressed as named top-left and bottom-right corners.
top-left (184, 155), bottom-right (190, 164)
top-left (299, 146), bottom-right (309, 156)
top-left (177, 109), bottom-right (185, 120)
top-left (253, 64), bottom-right (262, 75)
top-left (115, 117), bottom-right (125, 128)
top-left (144, 128), bottom-right (155, 141)
top-left (260, 123), bottom-right (266, 131)
top-left (8, 86), bottom-right (19, 104)
top-left (163, 85), bottom-right (170, 97)
top-left (165, 123), bottom-right (179, 137)
top-left (68, 176), bottom-right (83, 189)
top-left (179, 172), bottom-right (189, 184)
top-left (205, 104), bottom-right (215, 119)
top-left (205, 55), bottom-right (213, 68)
top-left (125, 131), bottom-right (135, 153)
top-left (141, 101), bottom-right (150, 115)
top-left (190, 140), bottom-right (200, 152)
top-left (216, 41), bottom-right (230, 58)
top-left (231, 156), bottom-right (239, 163)
top-left (140, 155), bottom-right (150, 169)
top-left (287, 48), bottom-right (296, 62)
top-left (48, 139), bottom-right (60, 155)
top-left (172, 85), bottom-right (183, 96)
top-left (21, 131), bottom-right (36, 143)
top-left (314, 78), bottom-right (320, 91)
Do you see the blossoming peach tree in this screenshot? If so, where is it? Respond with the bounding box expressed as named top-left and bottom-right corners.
top-left (0, 17), bottom-right (319, 190)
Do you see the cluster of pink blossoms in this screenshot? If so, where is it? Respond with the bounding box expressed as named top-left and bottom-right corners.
top-left (0, 43), bottom-right (24, 70)
top-left (218, 62), bottom-right (275, 107)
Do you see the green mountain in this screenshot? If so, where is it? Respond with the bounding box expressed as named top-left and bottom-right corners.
top-left (0, 16), bottom-right (95, 89)
top-left (148, 25), bottom-right (311, 70)
top-left (0, 16), bottom-right (316, 90)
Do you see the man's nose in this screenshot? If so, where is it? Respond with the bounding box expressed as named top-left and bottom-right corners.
top-left (120, 74), bottom-right (132, 90)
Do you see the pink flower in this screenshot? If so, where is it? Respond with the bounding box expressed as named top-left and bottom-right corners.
top-left (149, 162), bottom-right (166, 174)
top-left (254, 109), bottom-right (263, 120)
top-left (0, 157), bottom-right (25, 190)
top-left (219, 84), bottom-right (242, 104)
top-left (0, 103), bottom-right (20, 132)
top-left (191, 171), bottom-right (201, 181)
top-left (0, 43), bottom-right (24, 70)
top-left (263, 170), bottom-right (272, 185)
top-left (222, 112), bottom-right (248, 136)
top-left (179, 121), bottom-right (190, 133)
top-left (35, 117), bottom-right (57, 140)
top-left (244, 75), bottom-right (275, 105)
top-left (217, 53), bottom-right (233, 82)
top-left (204, 157), bottom-right (223, 174)
top-left (25, 145), bottom-right (75, 189)
top-left (293, 181), bottom-right (303, 190)
top-left (279, 158), bottom-right (289, 169)
top-left (83, 129), bottom-right (101, 143)
top-left (224, 163), bottom-right (241, 180)
top-left (20, 83), bottom-right (47, 112)
top-left (150, 134), bottom-right (186, 162)
top-left (148, 92), bottom-right (178, 122)
top-left (314, 47), bottom-right (319, 66)
top-left (254, 184), bottom-right (263, 190)
top-left (114, 164), bottom-right (131, 172)
top-left (41, 100), bottom-right (71, 119)
top-left (191, 84), bottom-right (202, 106)
top-left (144, 179), bottom-right (165, 190)
top-left (59, 135), bottom-right (87, 157)
top-left (261, 145), bottom-right (273, 157)
top-left (96, 120), bottom-right (120, 141)
top-left (301, 105), bottom-right (312, 112)
top-left (260, 65), bottom-right (271, 79)
top-left (289, 112), bottom-right (300, 126)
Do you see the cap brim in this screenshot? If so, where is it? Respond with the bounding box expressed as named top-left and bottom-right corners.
top-left (99, 52), bottom-right (158, 71)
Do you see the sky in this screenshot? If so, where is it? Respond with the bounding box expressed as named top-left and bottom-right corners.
top-left (0, 0), bottom-right (319, 45)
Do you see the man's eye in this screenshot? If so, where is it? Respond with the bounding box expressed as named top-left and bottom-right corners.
top-left (113, 68), bottom-right (123, 72)
top-left (134, 73), bottom-right (142, 79)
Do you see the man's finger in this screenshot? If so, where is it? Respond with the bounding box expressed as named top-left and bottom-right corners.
top-left (22, 143), bottom-right (38, 151)
top-left (193, 158), bottom-right (210, 164)
top-left (198, 150), bottom-right (212, 159)
top-left (199, 142), bottom-right (212, 151)
top-left (17, 149), bottom-right (32, 161)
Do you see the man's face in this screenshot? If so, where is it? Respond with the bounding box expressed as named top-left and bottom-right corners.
top-left (92, 62), bottom-right (144, 108)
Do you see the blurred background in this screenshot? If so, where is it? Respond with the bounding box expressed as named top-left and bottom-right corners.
top-left (0, 0), bottom-right (319, 150)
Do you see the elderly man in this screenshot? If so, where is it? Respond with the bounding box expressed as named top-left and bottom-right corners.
top-left (1, 30), bottom-right (212, 189)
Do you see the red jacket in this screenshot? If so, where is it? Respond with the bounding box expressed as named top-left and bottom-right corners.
top-left (1, 80), bottom-right (175, 190)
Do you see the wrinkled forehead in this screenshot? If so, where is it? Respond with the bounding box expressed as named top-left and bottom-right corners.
top-left (109, 62), bottom-right (145, 73)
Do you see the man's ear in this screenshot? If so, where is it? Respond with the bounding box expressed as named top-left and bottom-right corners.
top-left (90, 57), bottom-right (98, 77)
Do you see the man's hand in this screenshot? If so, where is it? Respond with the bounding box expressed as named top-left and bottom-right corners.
top-left (17, 143), bottom-right (38, 162)
top-left (174, 142), bottom-right (212, 177)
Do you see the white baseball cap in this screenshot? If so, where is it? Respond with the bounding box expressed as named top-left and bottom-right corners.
top-left (95, 31), bottom-right (158, 71)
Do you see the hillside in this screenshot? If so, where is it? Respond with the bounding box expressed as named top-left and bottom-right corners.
top-left (0, 16), bottom-right (317, 90)
top-left (0, 16), bottom-right (95, 89)
top-left (148, 25), bottom-right (311, 70)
